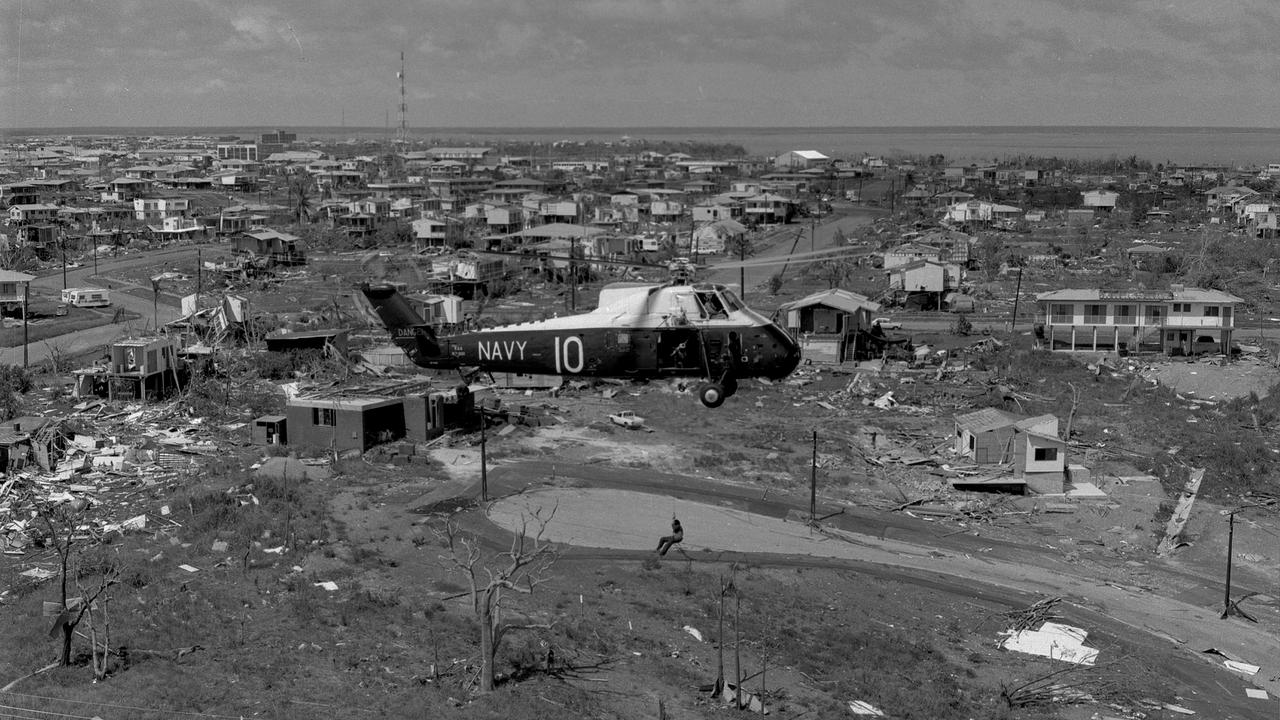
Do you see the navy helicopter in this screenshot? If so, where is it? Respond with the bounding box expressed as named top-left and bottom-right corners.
top-left (360, 258), bottom-right (802, 407)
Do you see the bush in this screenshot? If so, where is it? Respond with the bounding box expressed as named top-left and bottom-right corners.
top-left (0, 365), bottom-right (32, 417)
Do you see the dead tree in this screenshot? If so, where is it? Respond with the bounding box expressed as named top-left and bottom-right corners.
top-left (438, 507), bottom-right (559, 693)
top-left (78, 566), bottom-right (121, 681)
top-left (1064, 382), bottom-right (1081, 440)
top-left (32, 497), bottom-right (93, 667)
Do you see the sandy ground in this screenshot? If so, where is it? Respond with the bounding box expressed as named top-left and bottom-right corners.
top-left (1143, 354), bottom-right (1280, 400)
top-left (489, 487), bottom-right (835, 554)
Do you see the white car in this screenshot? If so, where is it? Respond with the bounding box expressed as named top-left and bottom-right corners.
top-left (873, 317), bottom-right (902, 330)
top-left (609, 410), bottom-right (645, 429)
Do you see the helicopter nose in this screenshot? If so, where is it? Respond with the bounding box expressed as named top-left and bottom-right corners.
top-left (765, 324), bottom-right (802, 379)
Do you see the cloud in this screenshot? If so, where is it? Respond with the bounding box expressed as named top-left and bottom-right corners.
top-left (6, 0), bottom-right (1280, 127)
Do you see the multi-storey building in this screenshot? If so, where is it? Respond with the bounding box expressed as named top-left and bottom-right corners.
top-left (1035, 285), bottom-right (1241, 355)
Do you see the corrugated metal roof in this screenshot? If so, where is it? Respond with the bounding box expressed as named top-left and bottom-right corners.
top-left (778, 288), bottom-right (880, 315)
top-left (1036, 287), bottom-right (1244, 303)
top-left (955, 407), bottom-right (1022, 433)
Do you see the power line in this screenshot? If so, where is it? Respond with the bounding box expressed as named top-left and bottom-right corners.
top-left (0, 706), bottom-right (97, 720)
top-left (0, 692), bottom-right (379, 719)
top-left (0, 694), bottom-right (247, 720)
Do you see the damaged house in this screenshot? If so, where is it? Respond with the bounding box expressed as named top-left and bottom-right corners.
top-left (0, 416), bottom-right (65, 473)
top-left (953, 408), bottom-right (1067, 494)
top-left (73, 336), bottom-right (186, 402)
top-left (284, 381), bottom-right (474, 454)
top-left (775, 289), bottom-right (886, 364)
top-left (232, 228), bottom-right (306, 266)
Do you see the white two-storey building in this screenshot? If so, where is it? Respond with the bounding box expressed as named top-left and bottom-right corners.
top-left (1035, 285), bottom-right (1242, 355)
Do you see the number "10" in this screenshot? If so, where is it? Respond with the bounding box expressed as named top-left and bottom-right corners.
top-left (553, 336), bottom-right (584, 373)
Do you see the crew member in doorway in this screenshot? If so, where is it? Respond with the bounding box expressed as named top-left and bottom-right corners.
top-left (656, 516), bottom-right (684, 556)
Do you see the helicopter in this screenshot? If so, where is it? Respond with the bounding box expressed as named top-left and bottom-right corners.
top-left (360, 258), bottom-right (803, 408)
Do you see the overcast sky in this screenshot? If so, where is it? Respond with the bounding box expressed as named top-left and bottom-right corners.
top-left (5, 0), bottom-right (1280, 129)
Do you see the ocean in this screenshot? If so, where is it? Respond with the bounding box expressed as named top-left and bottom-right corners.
top-left (7, 125), bottom-right (1280, 166)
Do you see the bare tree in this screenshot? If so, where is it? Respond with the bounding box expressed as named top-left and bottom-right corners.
top-left (32, 497), bottom-right (117, 670)
top-left (78, 565), bottom-right (121, 681)
top-left (438, 507), bottom-right (559, 692)
top-left (814, 255), bottom-right (857, 289)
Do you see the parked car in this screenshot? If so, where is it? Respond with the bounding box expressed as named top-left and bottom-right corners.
top-left (873, 317), bottom-right (902, 330)
top-left (609, 410), bottom-right (645, 429)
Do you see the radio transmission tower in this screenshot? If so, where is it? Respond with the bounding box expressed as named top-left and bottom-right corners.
top-left (396, 51), bottom-right (408, 145)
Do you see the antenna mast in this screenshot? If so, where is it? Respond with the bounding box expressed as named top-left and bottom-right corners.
top-left (397, 50), bottom-right (408, 145)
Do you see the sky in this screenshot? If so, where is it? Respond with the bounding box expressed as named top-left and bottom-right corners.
top-left (5, 0), bottom-right (1280, 129)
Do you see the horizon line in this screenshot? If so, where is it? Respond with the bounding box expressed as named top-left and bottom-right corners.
top-left (8, 124), bottom-right (1280, 134)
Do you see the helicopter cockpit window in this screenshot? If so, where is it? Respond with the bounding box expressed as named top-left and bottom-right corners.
top-left (718, 289), bottom-right (745, 312)
top-left (674, 292), bottom-right (703, 321)
top-left (695, 290), bottom-right (729, 319)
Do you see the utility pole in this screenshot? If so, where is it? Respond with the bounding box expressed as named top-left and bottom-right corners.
top-left (738, 235), bottom-right (747, 296)
top-left (809, 430), bottom-right (818, 524)
top-left (22, 285), bottom-right (29, 369)
top-left (1222, 508), bottom-right (1237, 618)
top-left (1221, 504), bottom-right (1269, 620)
top-left (61, 233), bottom-right (67, 290)
top-left (479, 408), bottom-right (488, 502)
top-left (1009, 266), bottom-right (1024, 331)
top-left (569, 234), bottom-right (578, 311)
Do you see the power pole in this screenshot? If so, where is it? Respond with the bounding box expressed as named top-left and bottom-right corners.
top-left (479, 408), bottom-right (488, 502)
top-left (1010, 266), bottom-right (1024, 331)
top-left (570, 234), bottom-right (578, 311)
top-left (1222, 508), bottom-right (1237, 618)
top-left (738, 236), bottom-right (747, 296)
top-left (809, 430), bottom-right (818, 524)
top-left (22, 286), bottom-right (29, 369)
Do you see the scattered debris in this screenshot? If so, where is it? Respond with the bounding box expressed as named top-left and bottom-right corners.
top-left (999, 621), bottom-right (1099, 666)
top-left (1065, 482), bottom-right (1108, 499)
top-left (999, 597), bottom-right (1062, 632)
top-left (847, 699), bottom-right (885, 716)
top-left (1222, 660), bottom-right (1260, 676)
top-left (1157, 468), bottom-right (1205, 556)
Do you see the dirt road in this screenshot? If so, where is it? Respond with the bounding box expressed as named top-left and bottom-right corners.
top-left (480, 460), bottom-right (1277, 718)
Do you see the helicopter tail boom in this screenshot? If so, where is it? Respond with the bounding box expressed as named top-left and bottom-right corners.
top-left (360, 283), bottom-right (444, 364)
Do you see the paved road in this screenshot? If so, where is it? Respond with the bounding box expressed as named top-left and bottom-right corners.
top-left (466, 459), bottom-right (1277, 718)
top-left (708, 203), bottom-right (885, 295)
top-left (1, 242), bottom-right (217, 367)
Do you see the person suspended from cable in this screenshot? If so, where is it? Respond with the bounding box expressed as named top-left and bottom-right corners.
top-left (656, 515), bottom-right (683, 556)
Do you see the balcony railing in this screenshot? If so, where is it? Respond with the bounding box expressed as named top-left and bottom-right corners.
top-left (1041, 316), bottom-right (1233, 329)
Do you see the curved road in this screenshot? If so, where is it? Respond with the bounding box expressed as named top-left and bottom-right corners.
top-left (1, 242), bottom-right (213, 366)
top-left (457, 459), bottom-right (1276, 718)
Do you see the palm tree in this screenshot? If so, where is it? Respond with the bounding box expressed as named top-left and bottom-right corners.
top-left (289, 173), bottom-right (314, 224)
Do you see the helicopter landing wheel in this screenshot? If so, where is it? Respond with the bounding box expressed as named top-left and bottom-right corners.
top-left (698, 381), bottom-right (727, 408)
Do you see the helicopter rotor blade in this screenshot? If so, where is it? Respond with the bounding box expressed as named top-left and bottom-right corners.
top-left (472, 249), bottom-right (670, 271)
top-left (706, 246), bottom-right (872, 271)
